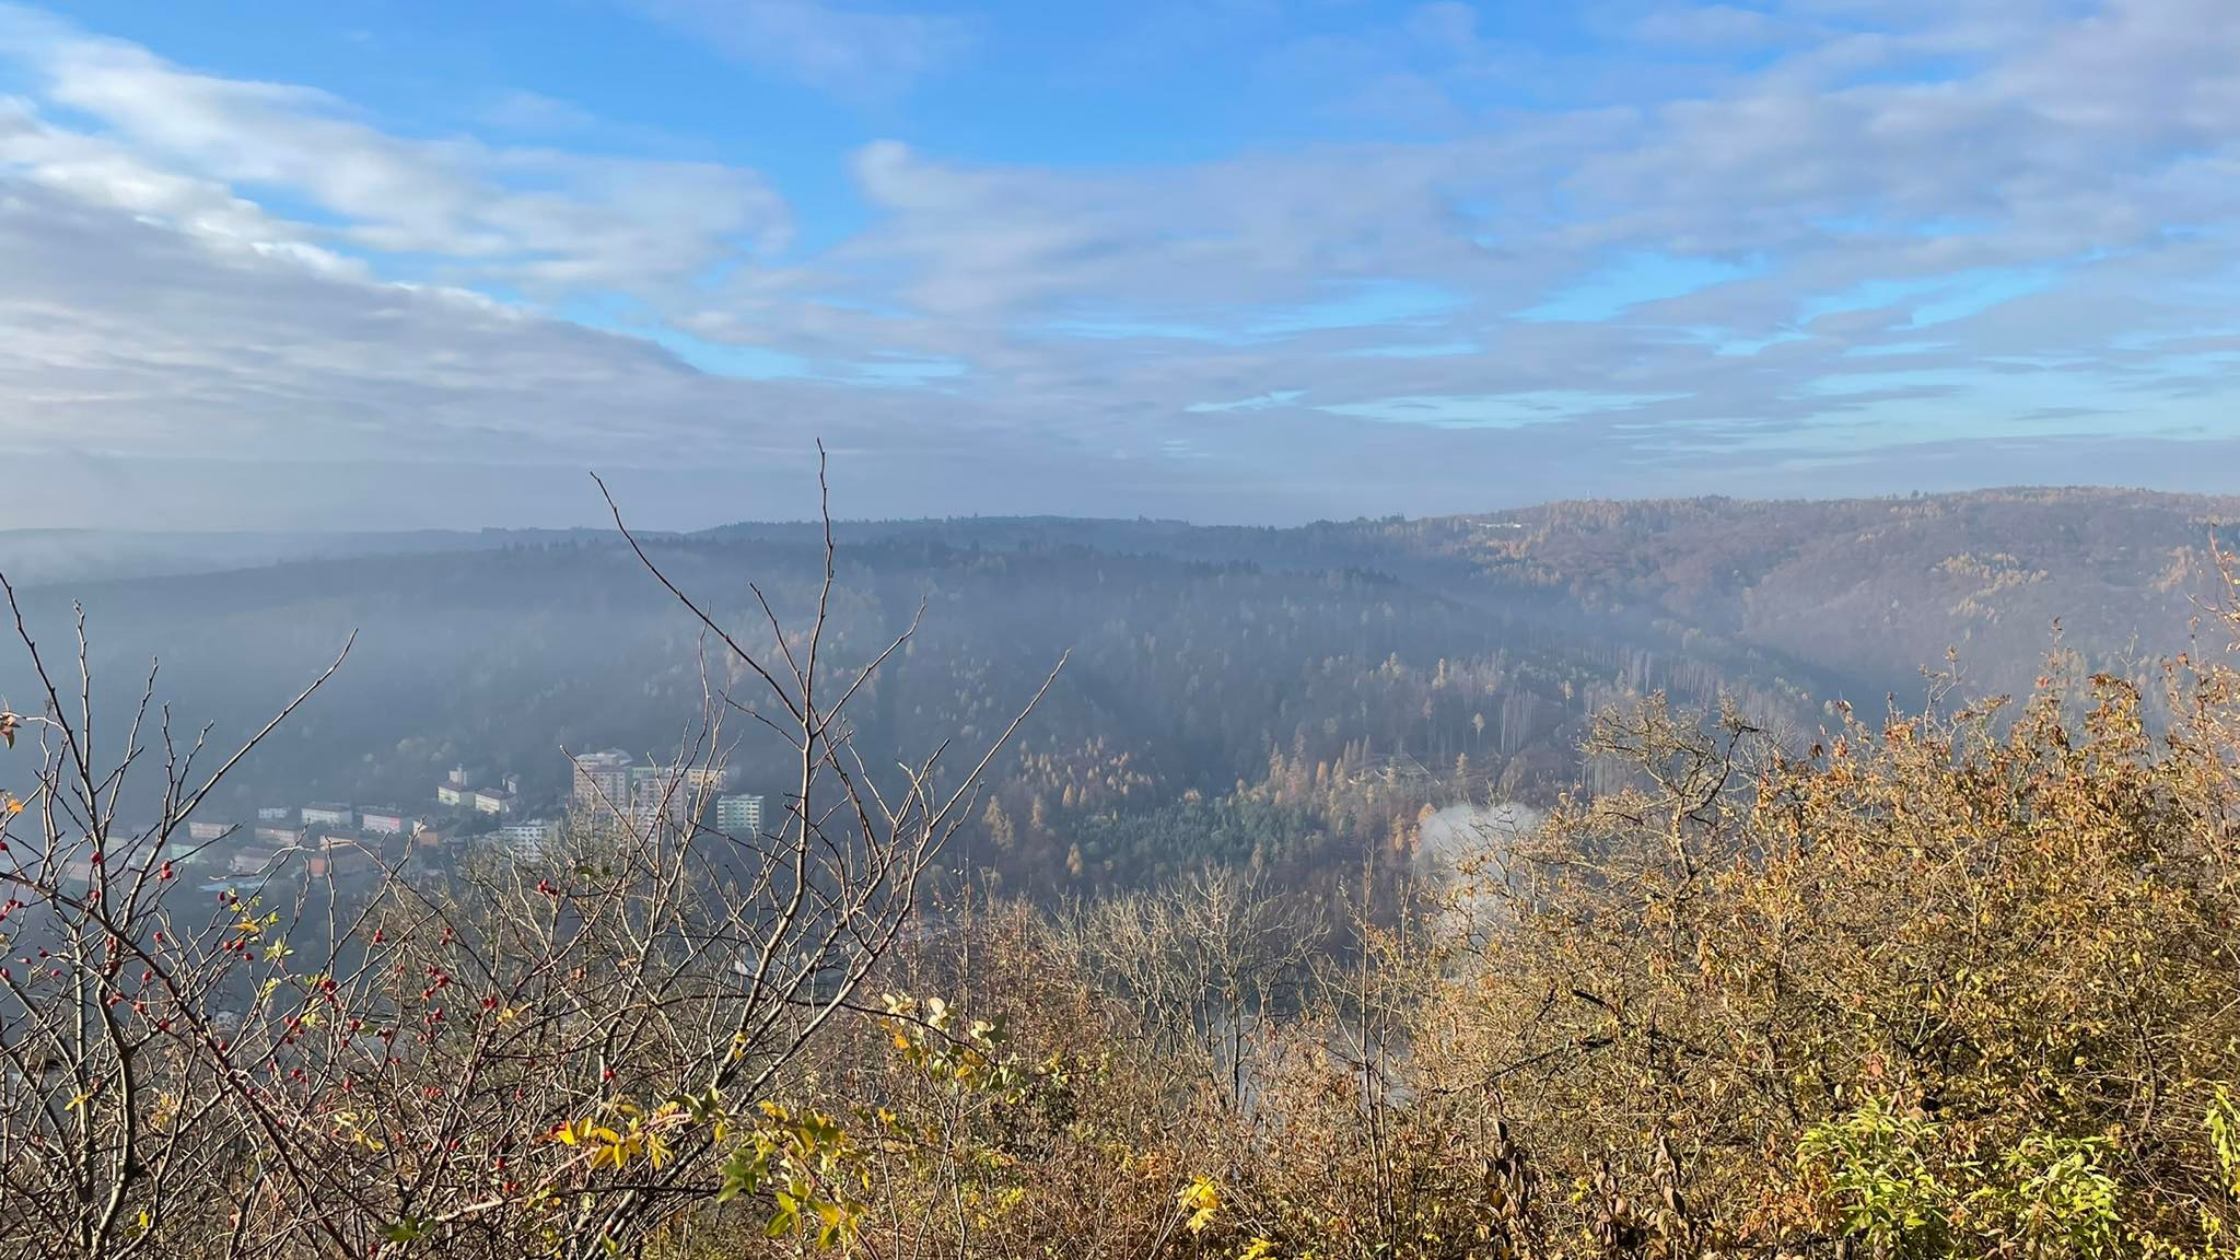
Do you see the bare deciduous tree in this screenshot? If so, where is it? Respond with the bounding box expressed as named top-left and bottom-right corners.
top-left (0, 456), bottom-right (1059, 1259)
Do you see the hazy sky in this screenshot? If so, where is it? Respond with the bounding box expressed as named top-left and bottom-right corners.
top-left (0, 0), bottom-right (2235, 529)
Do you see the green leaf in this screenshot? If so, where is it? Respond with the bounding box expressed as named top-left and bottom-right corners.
top-left (717, 1146), bottom-right (767, 1203)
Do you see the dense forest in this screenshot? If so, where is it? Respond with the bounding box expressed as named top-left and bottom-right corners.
top-left (0, 486), bottom-right (2228, 896)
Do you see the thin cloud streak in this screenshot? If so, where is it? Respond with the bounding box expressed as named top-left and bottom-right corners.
top-left (618, 0), bottom-right (973, 98)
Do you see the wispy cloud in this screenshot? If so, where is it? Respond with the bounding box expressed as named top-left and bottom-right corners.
top-left (481, 90), bottom-right (603, 134)
top-left (618, 0), bottom-right (971, 98)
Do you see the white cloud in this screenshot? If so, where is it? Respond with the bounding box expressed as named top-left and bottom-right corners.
top-left (794, 0), bottom-right (2240, 472)
top-left (1, 0), bottom-right (2240, 528)
top-left (0, 12), bottom-right (791, 295)
top-left (0, 94), bottom-right (339, 265)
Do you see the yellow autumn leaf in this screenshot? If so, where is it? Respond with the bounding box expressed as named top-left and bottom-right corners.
top-left (1179, 1176), bottom-right (1221, 1233)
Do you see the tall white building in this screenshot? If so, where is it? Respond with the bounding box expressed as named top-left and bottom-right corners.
top-left (569, 751), bottom-right (633, 811)
top-left (624, 763), bottom-right (728, 828)
top-left (630, 763), bottom-right (728, 797)
top-left (716, 793), bottom-right (765, 837)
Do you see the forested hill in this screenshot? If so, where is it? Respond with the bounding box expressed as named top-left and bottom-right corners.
top-left (706, 486), bottom-right (2238, 700)
top-left (0, 526), bottom-right (602, 586)
top-left (1, 486), bottom-right (2229, 893)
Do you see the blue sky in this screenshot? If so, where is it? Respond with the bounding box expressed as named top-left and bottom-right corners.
top-left (0, 0), bottom-right (2235, 528)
